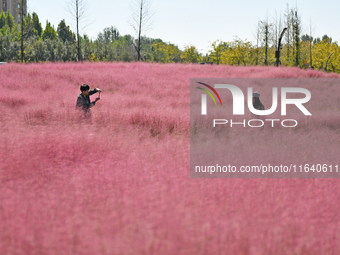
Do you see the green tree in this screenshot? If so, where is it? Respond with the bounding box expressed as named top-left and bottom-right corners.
top-left (82, 34), bottom-right (92, 61)
top-left (292, 8), bottom-right (301, 66)
top-left (44, 38), bottom-right (58, 61)
top-left (42, 21), bottom-right (57, 41)
top-left (110, 35), bottom-right (134, 62)
top-left (313, 37), bottom-right (321, 44)
top-left (95, 27), bottom-right (121, 61)
top-left (0, 11), bottom-right (5, 30)
top-left (5, 11), bottom-right (15, 31)
top-left (260, 19), bottom-right (273, 65)
top-left (57, 19), bottom-right (75, 43)
top-left (24, 13), bottom-right (38, 40)
top-left (102, 26), bottom-right (120, 43)
top-left (0, 11), bottom-right (18, 62)
top-left (32, 12), bottom-right (42, 37)
top-left (33, 39), bottom-right (48, 62)
top-left (301, 34), bottom-right (313, 42)
top-left (322, 35), bottom-right (332, 43)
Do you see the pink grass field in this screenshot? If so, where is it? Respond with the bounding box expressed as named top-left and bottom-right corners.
top-left (0, 62), bottom-right (340, 255)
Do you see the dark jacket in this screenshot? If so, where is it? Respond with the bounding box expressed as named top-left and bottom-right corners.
top-left (253, 97), bottom-right (265, 110)
top-left (76, 89), bottom-right (98, 112)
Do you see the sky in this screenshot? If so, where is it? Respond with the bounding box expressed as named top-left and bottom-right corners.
top-left (28, 0), bottom-right (340, 54)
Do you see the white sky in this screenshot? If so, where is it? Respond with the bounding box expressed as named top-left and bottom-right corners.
top-left (28, 0), bottom-right (340, 54)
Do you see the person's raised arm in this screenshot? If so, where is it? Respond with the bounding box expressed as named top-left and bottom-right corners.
top-left (89, 88), bottom-right (101, 96)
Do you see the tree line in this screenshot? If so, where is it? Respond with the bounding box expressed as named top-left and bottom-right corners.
top-left (0, 8), bottom-right (339, 73)
top-left (208, 5), bottom-right (339, 72)
top-left (0, 9), bottom-right (182, 63)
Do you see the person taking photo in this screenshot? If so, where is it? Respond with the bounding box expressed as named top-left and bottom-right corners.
top-left (76, 83), bottom-right (101, 117)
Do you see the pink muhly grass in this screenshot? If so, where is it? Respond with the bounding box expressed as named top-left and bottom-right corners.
top-left (0, 62), bottom-right (339, 255)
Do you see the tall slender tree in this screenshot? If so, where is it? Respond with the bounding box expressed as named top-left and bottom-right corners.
top-left (42, 21), bottom-right (57, 41)
top-left (309, 21), bottom-right (314, 68)
top-left (284, 4), bottom-right (291, 64)
top-left (260, 18), bottom-right (272, 66)
top-left (68, 0), bottom-right (87, 62)
top-left (130, 0), bottom-right (154, 61)
top-left (254, 21), bottom-right (261, 66)
top-left (19, 0), bottom-right (25, 63)
top-left (32, 12), bottom-right (42, 37)
top-left (0, 11), bottom-right (6, 30)
top-left (5, 11), bottom-right (15, 31)
top-left (58, 19), bottom-right (75, 43)
top-left (292, 7), bottom-right (301, 66)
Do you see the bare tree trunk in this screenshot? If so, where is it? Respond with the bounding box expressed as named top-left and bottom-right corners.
top-left (137, 1), bottom-right (143, 61)
top-left (264, 24), bottom-right (268, 65)
top-left (260, 19), bottom-right (270, 66)
top-left (274, 10), bottom-right (278, 48)
top-left (292, 8), bottom-right (301, 66)
top-left (284, 4), bottom-right (291, 64)
top-left (76, 0), bottom-right (81, 62)
top-left (131, 0), bottom-right (153, 61)
top-left (256, 21), bottom-right (260, 66)
top-left (68, 0), bottom-right (86, 62)
top-left (20, 0), bottom-right (25, 63)
top-left (309, 21), bottom-right (313, 68)
top-left (291, 10), bottom-right (295, 60)
top-left (276, 28), bottom-right (287, 67)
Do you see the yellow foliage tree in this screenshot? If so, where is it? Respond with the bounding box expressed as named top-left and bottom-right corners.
top-left (152, 41), bottom-right (180, 63)
top-left (180, 45), bottom-right (201, 63)
top-left (205, 36), bottom-right (340, 73)
top-left (219, 38), bottom-right (255, 66)
top-left (209, 40), bottom-right (229, 64)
